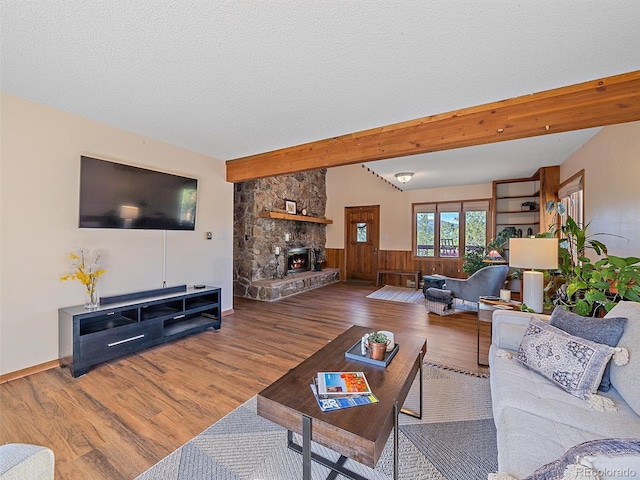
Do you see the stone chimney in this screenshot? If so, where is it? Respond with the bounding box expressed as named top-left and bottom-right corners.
top-left (233, 170), bottom-right (330, 298)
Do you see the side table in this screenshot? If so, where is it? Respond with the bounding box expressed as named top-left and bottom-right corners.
top-left (477, 299), bottom-right (520, 366)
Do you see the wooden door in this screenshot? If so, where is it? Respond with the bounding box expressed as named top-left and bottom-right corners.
top-left (345, 205), bottom-right (380, 284)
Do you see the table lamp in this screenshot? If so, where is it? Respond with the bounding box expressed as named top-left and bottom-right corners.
top-left (483, 249), bottom-right (506, 264)
top-left (509, 237), bottom-right (558, 313)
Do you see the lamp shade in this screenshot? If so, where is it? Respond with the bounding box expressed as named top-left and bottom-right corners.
top-left (509, 238), bottom-right (558, 270)
top-left (483, 249), bottom-right (506, 263)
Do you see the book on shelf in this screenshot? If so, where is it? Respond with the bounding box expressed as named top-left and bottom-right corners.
top-left (315, 372), bottom-right (372, 396)
top-left (310, 383), bottom-right (379, 412)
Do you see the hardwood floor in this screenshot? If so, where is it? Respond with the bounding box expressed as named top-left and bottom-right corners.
top-left (0, 283), bottom-right (489, 480)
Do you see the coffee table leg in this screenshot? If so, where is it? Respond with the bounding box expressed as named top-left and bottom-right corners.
top-left (288, 425), bottom-right (370, 480)
top-left (400, 354), bottom-right (423, 419)
top-left (303, 415), bottom-right (312, 480)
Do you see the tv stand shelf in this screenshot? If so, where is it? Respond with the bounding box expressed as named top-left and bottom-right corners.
top-left (59, 285), bottom-right (221, 377)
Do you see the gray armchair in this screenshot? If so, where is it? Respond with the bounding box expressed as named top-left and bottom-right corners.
top-left (442, 265), bottom-right (509, 311)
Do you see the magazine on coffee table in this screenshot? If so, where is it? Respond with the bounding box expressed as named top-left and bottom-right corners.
top-left (316, 372), bottom-right (372, 396)
top-left (310, 383), bottom-right (379, 412)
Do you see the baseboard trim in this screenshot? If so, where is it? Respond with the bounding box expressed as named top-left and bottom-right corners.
top-left (0, 359), bottom-right (59, 384)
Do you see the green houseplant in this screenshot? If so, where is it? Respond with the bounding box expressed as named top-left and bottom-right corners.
top-left (541, 202), bottom-right (640, 315)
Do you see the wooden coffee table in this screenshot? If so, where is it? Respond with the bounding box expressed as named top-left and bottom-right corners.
top-left (257, 325), bottom-right (427, 480)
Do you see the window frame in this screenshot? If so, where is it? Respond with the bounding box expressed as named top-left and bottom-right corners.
top-left (558, 170), bottom-right (584, 228)
top-left (412, 199), bottom-right (491, 260)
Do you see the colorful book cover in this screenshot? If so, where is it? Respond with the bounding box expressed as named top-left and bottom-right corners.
top-left (310, 384), bottom-right (379, 412)
top-left (316, 372), bottom-right (372, 396)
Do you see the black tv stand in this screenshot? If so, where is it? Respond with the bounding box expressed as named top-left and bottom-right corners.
top-left (58, 285), bottom-right (221, 377)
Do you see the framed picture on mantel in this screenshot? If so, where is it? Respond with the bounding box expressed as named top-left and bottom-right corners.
top-left (285, 199), bottom-right (297, 215)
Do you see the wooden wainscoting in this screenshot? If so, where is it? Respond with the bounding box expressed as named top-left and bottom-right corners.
top-left (325, 248), bottom-right (466, 286)
top-left (325, 247), bottom-right (346, 280)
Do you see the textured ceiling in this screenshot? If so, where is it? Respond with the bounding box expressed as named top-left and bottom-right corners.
top-left (2, 1), bottom-right (639, 190)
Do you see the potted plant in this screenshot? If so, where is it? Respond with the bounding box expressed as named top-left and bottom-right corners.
top-left (507, 268), bottom-right (522, 294)
top-left (367, 332), bottom-right (389, 360)
top-left (540, 201), bottom-right (640, 315)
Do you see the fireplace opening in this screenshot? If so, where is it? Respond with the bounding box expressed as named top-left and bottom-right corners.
top-left (287, 248), bottom-right (311, 274)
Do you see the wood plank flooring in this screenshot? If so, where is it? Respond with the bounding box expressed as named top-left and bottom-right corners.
top-left (0, 283), bottom-right (490, 480)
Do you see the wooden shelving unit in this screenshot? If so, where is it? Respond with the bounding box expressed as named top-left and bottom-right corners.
top-left (492, 166), bottom-right (559, 239)
top-left (492, 166), bottom-right (559, 295)
top-left (259, 211), bottom-right (333, 224)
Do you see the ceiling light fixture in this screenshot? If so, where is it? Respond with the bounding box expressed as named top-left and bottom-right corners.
top-left (395, 172), bottom-right (414, 184)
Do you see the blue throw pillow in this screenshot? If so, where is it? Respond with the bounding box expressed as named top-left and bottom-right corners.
top-left (550, 306), bottom-right (627, 392)
top-left (517, 317), bottom-right (616, 400)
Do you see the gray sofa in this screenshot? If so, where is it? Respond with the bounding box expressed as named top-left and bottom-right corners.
top-left (489, 301), bottom-right (640, 478)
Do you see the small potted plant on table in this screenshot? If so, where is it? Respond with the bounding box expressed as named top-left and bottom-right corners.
top-left (367, 332), bottom-right (389, 360)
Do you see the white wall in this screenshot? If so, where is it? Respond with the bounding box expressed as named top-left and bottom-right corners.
top-left (326, 164), bottom-right (491, 250)
top-left (0, 94), bottom-right (234, 375)
top-left (561, 120), bottom-right (640, 258)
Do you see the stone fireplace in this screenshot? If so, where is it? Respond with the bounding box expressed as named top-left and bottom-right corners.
top-left (286, 247), bottom-right (311, 274)
top-left (233, 170), bottom-right (339, 301)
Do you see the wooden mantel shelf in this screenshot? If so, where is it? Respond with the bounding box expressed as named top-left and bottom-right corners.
top-left (259, 211), bottom-right (333, 224)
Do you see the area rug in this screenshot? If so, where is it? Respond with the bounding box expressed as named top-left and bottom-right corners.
top-left (136, 364), bottom-right (497, 480)
top-left (366, 285), bottom-right (426, 304)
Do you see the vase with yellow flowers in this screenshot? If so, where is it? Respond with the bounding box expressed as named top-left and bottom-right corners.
top-left (60, 248), bottom-right (107, 308)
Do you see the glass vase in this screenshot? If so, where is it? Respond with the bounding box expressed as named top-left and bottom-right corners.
top-left (85, 286), bottom-right (99, 309)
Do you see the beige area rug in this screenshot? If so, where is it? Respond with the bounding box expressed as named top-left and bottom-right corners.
top-left (366, 285), bottom-right (425, 304)
top-left (136, 364), bottom-right (497, 480)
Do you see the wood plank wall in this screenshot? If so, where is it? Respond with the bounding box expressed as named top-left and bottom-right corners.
top-left (325, 248), bottom-right (466, 285)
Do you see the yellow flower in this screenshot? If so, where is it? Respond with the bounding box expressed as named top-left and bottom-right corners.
top-left (60, 249), bottom-right (107, 302)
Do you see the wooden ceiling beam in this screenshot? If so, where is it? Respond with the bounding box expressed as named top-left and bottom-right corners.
top-left (226, 70), bottom-right (640, 183)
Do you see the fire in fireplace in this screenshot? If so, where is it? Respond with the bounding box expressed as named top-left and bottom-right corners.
top-left (286, 247), bottom-right (311, 274)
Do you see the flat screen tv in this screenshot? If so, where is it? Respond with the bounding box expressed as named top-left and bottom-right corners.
top-left (79, 156), bottom-right (198, 230)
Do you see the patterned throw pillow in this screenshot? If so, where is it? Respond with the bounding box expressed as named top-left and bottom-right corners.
top-left (549, 306), bottom-right (627, 392)
top-left (516, 317), bottom-right (616, 399)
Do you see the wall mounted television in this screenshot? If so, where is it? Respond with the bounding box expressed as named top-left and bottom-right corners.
top-left (79, 156), bottom-right (198, 230)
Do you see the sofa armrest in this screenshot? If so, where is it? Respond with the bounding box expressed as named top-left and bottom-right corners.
top-left (492, 310), bottom-right (550, 351)
top-left (0, 443), bottom-right (54, 480)
top-left (442, 277), bottom-right (477, 303)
